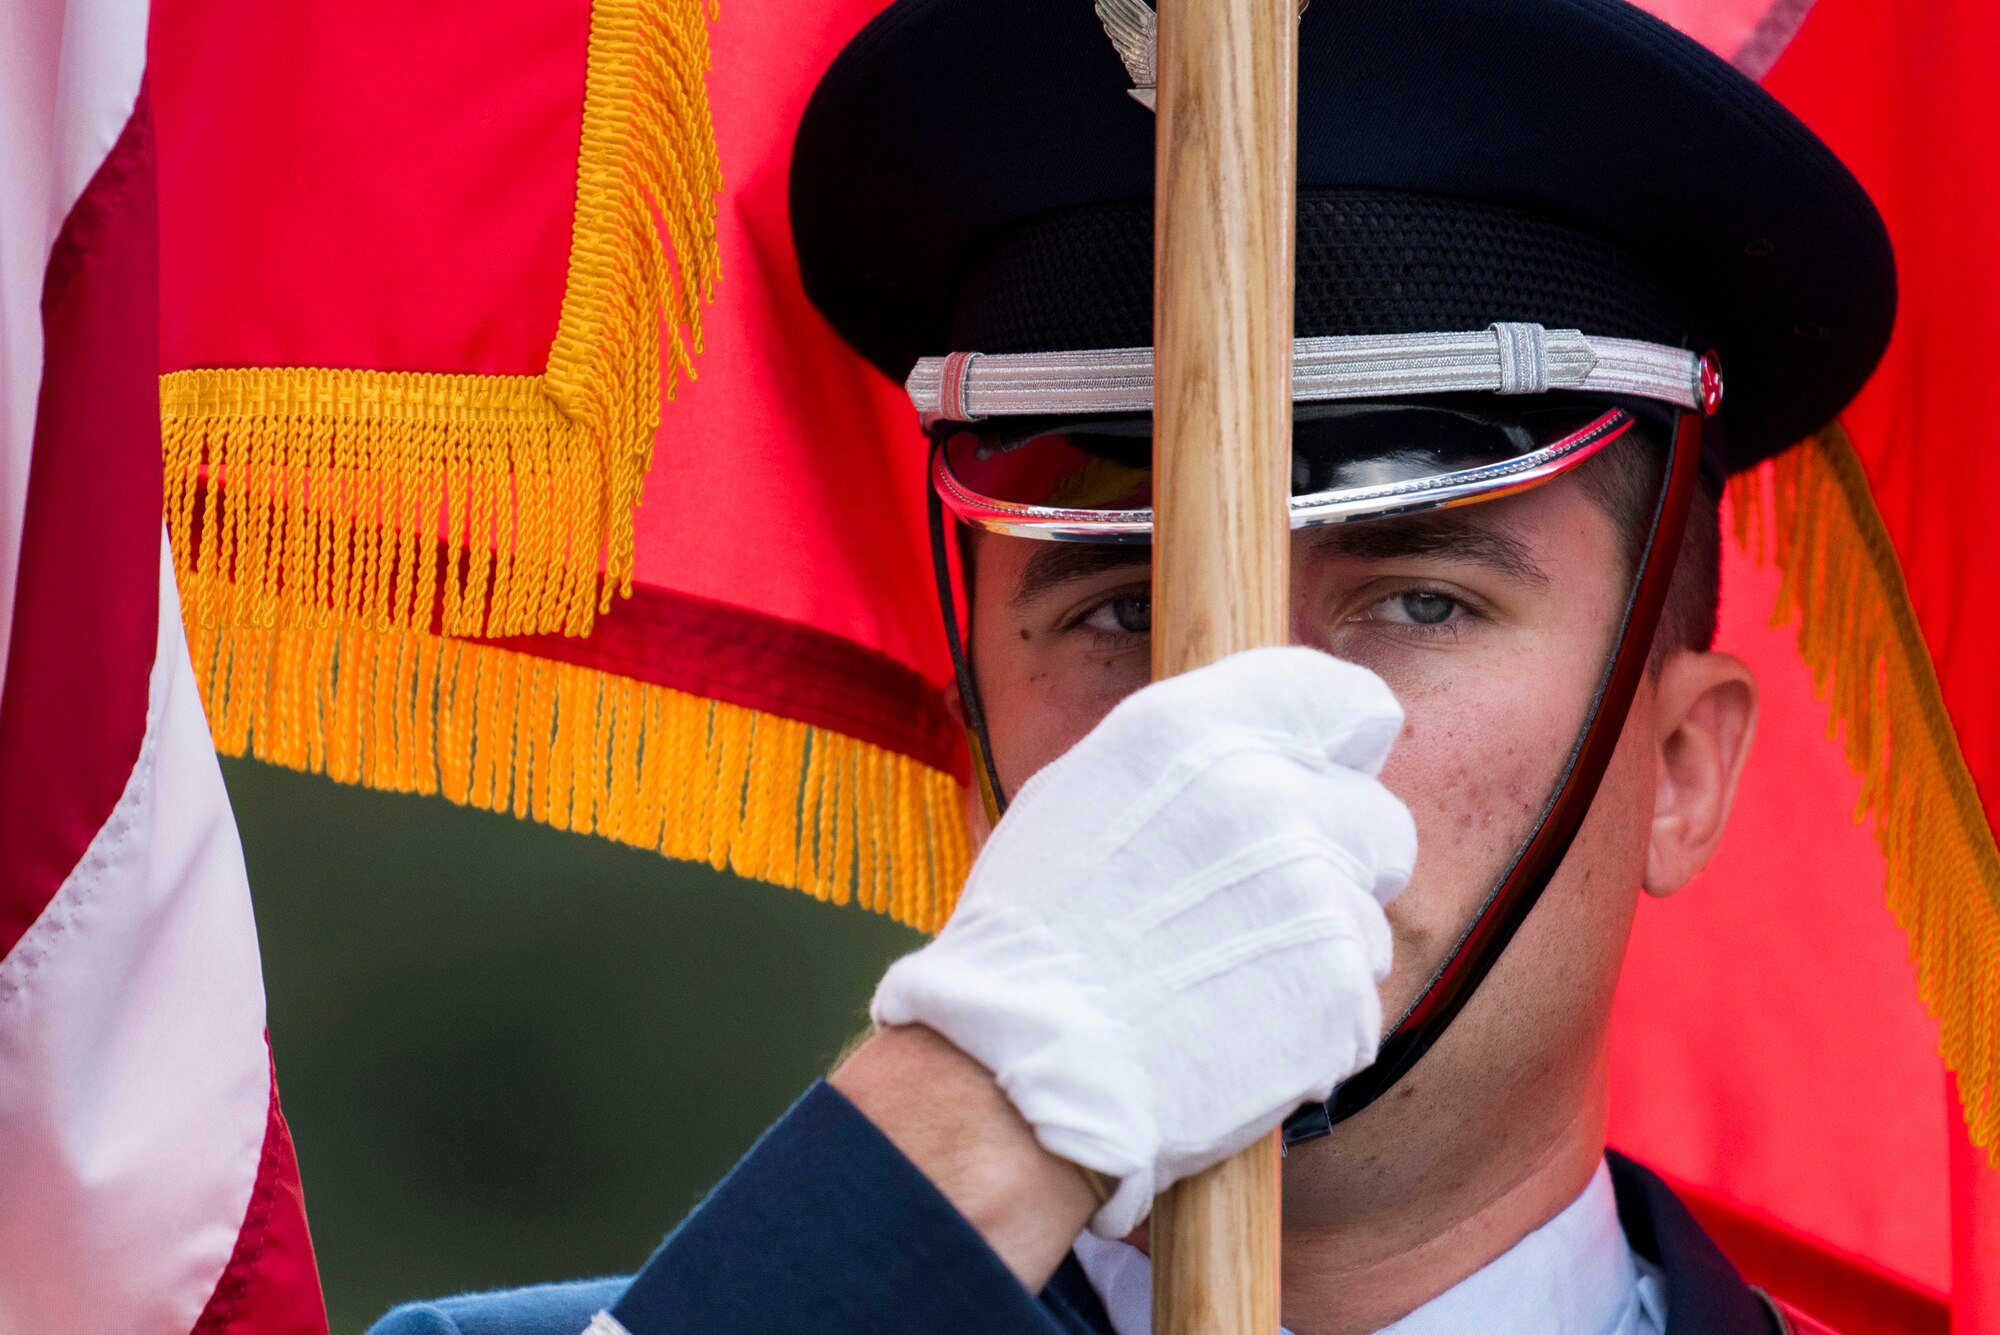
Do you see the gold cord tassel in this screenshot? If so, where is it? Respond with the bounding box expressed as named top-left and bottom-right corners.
top-left (189, 618), bottom-right (971, 934)
top-left (163, 0), bottom-right (722, 641)
top-left (1731, 426), bottom-right (2000, 1160)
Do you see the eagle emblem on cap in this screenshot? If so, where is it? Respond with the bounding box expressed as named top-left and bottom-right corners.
top-left (1095, 0), bottom-right (1307, 112)
top-left (1094, 0), bottom-right (1158, 110)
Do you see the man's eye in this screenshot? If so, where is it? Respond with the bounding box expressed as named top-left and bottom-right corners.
top-left (1081, 596), bottom-right (1153, 635)
top-left (1370, 590), bottom-right (1462, 627)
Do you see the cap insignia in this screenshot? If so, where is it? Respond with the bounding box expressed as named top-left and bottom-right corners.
top-left (1094, 0), bottom-right (1309, 114)
top-left (1094, 0), bottom-right (1158, 110)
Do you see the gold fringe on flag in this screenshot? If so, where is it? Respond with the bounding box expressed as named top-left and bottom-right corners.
top-left (188, 618), bottom-right (971, 933)
top-left (1730, 425), bottom-right (2000, 1161)
top-left (163, 0), bottom-right (722, 641)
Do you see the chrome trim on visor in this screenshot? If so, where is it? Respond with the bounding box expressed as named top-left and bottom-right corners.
top-left (933, 408), bottom-right (1636, 542)
top-left (908, 323), bottom-right (1708, 424)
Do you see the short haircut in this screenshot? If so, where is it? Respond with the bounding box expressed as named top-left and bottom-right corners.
top-left (1570, 426), bottom-right (1722, 671)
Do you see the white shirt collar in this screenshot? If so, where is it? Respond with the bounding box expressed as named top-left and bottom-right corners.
top-left (1072, 1159), bottom-right (1668, 1335)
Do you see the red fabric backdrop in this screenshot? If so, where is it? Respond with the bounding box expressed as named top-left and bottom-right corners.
top-left (1610, 3), bottom-right (2000, 1330)
top-left (154, 0), bottom-right (583, 376)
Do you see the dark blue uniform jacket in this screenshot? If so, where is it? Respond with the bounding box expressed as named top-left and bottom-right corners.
top-left (370, 1082), bottom-right (1783, 1335)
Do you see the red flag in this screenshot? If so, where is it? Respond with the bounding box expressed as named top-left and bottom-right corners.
top-left (155, 0), bottom-right (965, 933)
top-left (1608, 3), bottom-right (2000, 1331)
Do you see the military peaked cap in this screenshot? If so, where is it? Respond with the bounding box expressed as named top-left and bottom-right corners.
top-left (790, 0), bottom-right (1896, 471)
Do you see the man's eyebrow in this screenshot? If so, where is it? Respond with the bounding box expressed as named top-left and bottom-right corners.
top-left (1011, 542), bottom-right (1152, 606)
top-left (1008, 510), bottom-right (1547, 605)
top-left (1306, 512), bottom-right (1550, 588)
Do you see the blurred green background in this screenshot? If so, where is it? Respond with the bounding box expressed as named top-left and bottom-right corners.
top-left (224, 756), bottom-right (923, 1334)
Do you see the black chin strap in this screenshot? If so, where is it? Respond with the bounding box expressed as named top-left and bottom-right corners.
top-left (926, 414), bottom-right (1703, 1139)
top-left (927, 434), bottom-right (1008, 826)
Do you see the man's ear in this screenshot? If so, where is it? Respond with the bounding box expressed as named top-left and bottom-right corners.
top-left (941, 680), bottom-right (998, 851)
top-left (1644, 650), bottom-right (1758, 898)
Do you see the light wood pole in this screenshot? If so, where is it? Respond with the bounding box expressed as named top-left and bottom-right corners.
top-left (1148, 0), bottom-right (1297, 1331)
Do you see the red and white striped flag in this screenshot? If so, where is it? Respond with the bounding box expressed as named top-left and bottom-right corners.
top-left (0, 3), bottom-right (326, 1330)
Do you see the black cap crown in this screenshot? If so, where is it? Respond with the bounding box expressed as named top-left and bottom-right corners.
top-left (791, 0), bottom-right (1896, 471)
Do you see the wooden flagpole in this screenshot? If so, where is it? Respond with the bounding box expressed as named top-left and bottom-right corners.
top-left (1148, 0), bottom-right (1298, 1330)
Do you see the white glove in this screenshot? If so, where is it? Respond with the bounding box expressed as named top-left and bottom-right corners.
top-left (871, 646), bottom-right (1416, 1237)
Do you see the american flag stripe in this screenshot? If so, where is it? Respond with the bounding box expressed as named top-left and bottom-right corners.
top-left (0, 9), bottom-right (326, 1332)
top-left (0, 82), bottom-right (161, 973)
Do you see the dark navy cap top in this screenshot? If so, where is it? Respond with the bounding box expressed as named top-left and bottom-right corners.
top-left (790, 0), bottom-right (1896, 472)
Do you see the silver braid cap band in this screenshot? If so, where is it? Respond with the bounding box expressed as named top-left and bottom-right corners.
top-left (906, 322), bottom-right (1713, 424)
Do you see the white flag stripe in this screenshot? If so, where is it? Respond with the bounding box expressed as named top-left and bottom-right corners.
top-left (0, 533), bottom-right (271, 1335)
top-left (0, 0), bottom-right (147, 700)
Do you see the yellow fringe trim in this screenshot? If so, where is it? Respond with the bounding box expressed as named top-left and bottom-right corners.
top-left (164, 0), bottom-right (721, 640)
top-left (189, 618), bottom-right (971, 934)
top-left (1730, 426), bottom-right (2000, 1160)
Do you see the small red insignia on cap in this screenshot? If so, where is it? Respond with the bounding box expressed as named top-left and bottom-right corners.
top-left (1698, 351), bottom-right (1724, 416)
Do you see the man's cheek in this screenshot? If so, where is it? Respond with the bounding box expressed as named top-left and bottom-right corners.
top-left (1374, 702), bottom-right (1555, 961)
top-left (998, 676), bottom-right (1129, 794)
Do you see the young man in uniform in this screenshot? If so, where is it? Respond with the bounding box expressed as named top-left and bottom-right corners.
top-left (374, 0), bottom-right (1894, 1330)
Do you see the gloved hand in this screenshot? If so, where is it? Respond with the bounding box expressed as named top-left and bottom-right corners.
top-left (871, 646), bottom-right (1416, 1238)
